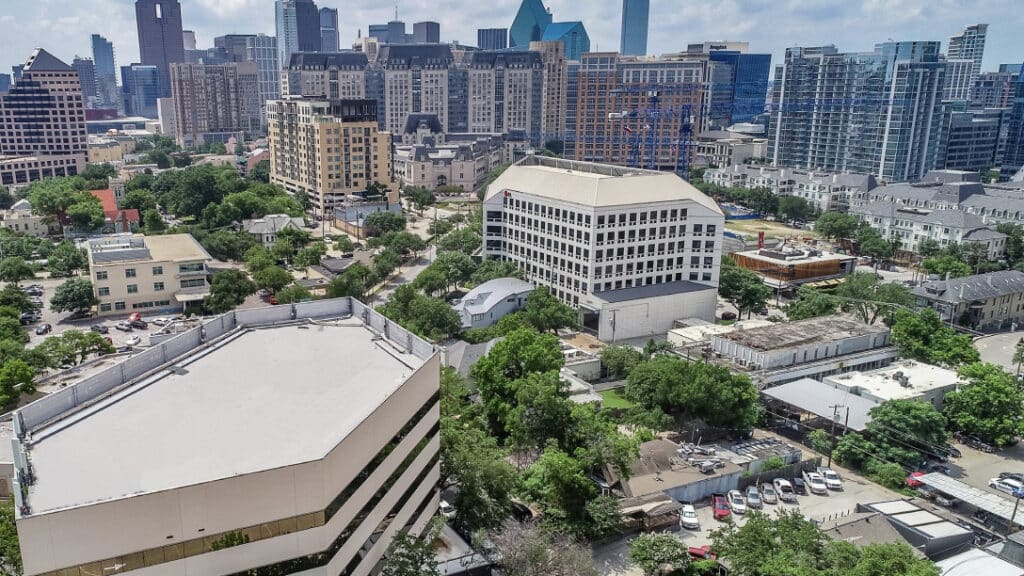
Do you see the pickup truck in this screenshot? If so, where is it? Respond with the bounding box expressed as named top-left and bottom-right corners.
top-left (816, 467), bottom-right (843, 490)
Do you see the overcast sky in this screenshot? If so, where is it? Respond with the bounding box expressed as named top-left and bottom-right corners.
top-left (1, 0), bottom-right (1022, 75)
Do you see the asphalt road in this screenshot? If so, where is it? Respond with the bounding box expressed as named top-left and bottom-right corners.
top-left (975, 331), bottom-right (1024, 373)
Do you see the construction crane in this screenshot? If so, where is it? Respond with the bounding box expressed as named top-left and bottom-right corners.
top-left (607, 84), bottom-right (702, 179)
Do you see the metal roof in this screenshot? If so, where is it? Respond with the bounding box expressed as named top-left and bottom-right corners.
top-left (913, 270), bottom-right (1024, 304)
top-left (761, 378), bottom-right (876, 431)
top-left (918, 473), bottom-right (1024, 524)
top-left (591, 280), bottom-right (715, 304)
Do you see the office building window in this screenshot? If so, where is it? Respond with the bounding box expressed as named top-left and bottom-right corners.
top-left (153, 266), bottom-right (164, 276)
top-left (96, 271), bottom-right (108, 280)
top-left (125, 268), bottom-right (137, 278)
top-left (127, 284), bottom-right (138, 294)
top-left (98, 287), bottom-right (110, 297)
top-left (100, 303), bottom-right (112, 312)
top-left (154, 282), bottom-right (165, 292)
top-left (115, 302), bottom-right (126, 311)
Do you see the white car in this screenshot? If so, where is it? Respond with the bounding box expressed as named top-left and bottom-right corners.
top-left (803, 471), bottom-right (829, 495)
top-left (727, 489), bottom-right (747, 514)
top-left (125, 335), bottom-right (142, 347)
top-left (152, 317), bottom-right (170, 326)
top-left (440, 499), bottom-right (456, 519)
top-left (817, 467), bottom-right (843, 490)
top-left (773, 478), bottom-right (797, 502)
top-left (989, 477), bottom-right (1024, 496)
top-left (680, 503), bottom-right (699, 529)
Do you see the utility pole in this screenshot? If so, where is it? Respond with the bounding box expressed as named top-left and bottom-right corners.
top-left (1009, 488), bottom-right (1023, 536)
top-left (827, 404), bottom-right (845, 467)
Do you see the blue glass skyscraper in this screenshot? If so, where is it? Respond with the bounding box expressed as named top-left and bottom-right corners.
top-left (121, 64), bottom-right (160, 118)
top-left (708, 51), bottom-right (771, 124)
top-left (1002, 67), bottom-right (1024, 179)
top-left (509, 0), bottom-right (552, 48)
top-left (620, 0), bottom-right (649, 56)
top-left (541, 22), bottom-right (589, 61)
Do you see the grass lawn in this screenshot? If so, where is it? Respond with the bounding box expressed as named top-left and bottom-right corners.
top-left (600, 389), bottom-right (636, 409)
top-left (725, 219), bottom-right (822, 240)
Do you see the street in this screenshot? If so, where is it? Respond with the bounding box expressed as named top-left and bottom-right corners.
top-left (975, 331), bottom-right (1024, 372)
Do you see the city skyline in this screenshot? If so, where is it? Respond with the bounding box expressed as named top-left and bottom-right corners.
top-left (2, 0), bottom-right (1023, 76)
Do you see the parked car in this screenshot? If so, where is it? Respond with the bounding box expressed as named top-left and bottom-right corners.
top-left (727, 490), bottom-right (747, 514)
top-left (440, 500), bottom-right (456, 520)
top-left (130, 319), bottom-right (148, 329)
top-left (19, 313), bottom-right (38, 325)
top-left (817, 467), bottom-right (843, 490)
top-left (125, 335), bottom-right (142, 347)
top-left (268, 296), bottom-right (278, 305)
top-left (760, 483), bottom-right (779, 504)
top-left (712, 493), bottom-right (731, 521)
top-left (803, 471), bottom-right (829, 495)
top-left (34, 323), bottom-right (51, 335)
top-left (90, 324), bottom-right (109, 334)
top-left (989, 477), bottom-right (1023, 496)
top-left (721, 311), bottom-right (737, 321)
top-left (774, 478), bottom-right (796, 502)
top-left (680, 503), bottom-right (700, 529)
top-left (115, 321), bottom-right (132, 332)
top-left (688, 545), bottom-right (717, 561)
top-left (792, 477), bottom-right (807, 495)
top-left (25, 287), bottom-right (43, 297)
top-left (927, 463), bottom-right (952, 476)
top-left (745, 485), bottom-right (762, 509)
top-left (907, 471), bottom-right (926, 488)
top-left (152, 317), bottom-right (171, 326)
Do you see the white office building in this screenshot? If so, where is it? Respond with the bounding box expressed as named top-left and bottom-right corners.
top-left (13, 299), bottom-right (440, 576)
top-left (482, 155), bottom-right (725, 341)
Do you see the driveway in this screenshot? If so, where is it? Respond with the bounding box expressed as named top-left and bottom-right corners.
top-left (975, 331), bottom-right (1024, 373)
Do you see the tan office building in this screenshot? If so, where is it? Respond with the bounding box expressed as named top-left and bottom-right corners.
top-left (268, 98), bottom-right (396, 217)
top-left (86, 233), bottom-right (212, 317)
top-left (169, 62), bottom-right (261, 147)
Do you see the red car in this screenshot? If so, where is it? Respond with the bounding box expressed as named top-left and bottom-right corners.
top-left (907, 471), bottom-right (925, 488)
top-left (712, 493), bottom-right (731, 521)
top-left (688, 545), bottom-right (717, 561)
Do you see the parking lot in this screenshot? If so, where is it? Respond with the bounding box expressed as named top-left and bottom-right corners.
top-left (593, 462), bottom-right (903, 576)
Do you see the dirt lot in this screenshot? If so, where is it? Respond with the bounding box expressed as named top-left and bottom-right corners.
top-left (725, 219), bottom-right (823, 241)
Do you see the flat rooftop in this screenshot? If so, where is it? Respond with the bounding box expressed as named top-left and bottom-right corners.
top-left (27, 321), bottom-right (427, 514)
top-left (736, 248), bottom-right (855, 265)
top-left (825, 360), bottom-right (963, 401)
top-left (717, 315), bottom-right (888, 351)
top-left (88, 233), bottom-right (211, 264)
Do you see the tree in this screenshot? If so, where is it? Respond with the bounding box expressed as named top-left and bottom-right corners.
top-left (625, 355), bottom-right (759, 430)
top-left (814, 211), bottom-right (862, 240)
top-left (374, 248), bottom-right (403, 278)
top-left (275, 284), bottom-right (312, 304)
top-left (508, 372), bottom-right (574, 451)
top-left (378, 527), bottom-right (441, 576)
top-left (520, 445), bottom-right (596, 519)
top-left (0, 285), bottom-right (32, 314)
top-left (917, 238), bottom-right (943, 258)
top-left (65, 196), bottom-right (106, 230)
top-left (49, 278), bottom-right (97, 313)
top-left (413, 267), bottom-right (448, 297)
top-left (249, 159), bottom-right (271, 183)
top-left (471, 259), bottom-right (523, 286)
top-left (921, 255), bottom-right (971, 278)
top-left (335, 235), bottom-right (355, 253)
top-left (785, 285), bottom-right (838, 321)
top-left (427, 219), bottom-right (454, 237)
top-left (36, 330), bottom-right (115, 365)
top-left (777, 195), bottom-right (812, 221)
top-left (121, 189), bottom-right (158, 213)
top-left (834, 272), bottom-right (914, 325)
top-left (204, 269), bottom-right (257, 313)
top-left (1015, 338), bottom-right (1024, 375)
top-left (0, 317), bottom-right (28, 344)
top-left (522, 288), bottom-right (579, 334)
top-left (143, 209), bottom-right (166, 234)
top-left (629, 533), bottom-right (691, 575)
top-left (195, 230), bottom-right (257, 262)
top-left (432, 251), bottom-right (476, 292)
top-left (403, 186), bottom-right (436, 212)
top-left (719, 265), bottom-right (770, 318)
top-left (944, 363), bottom-right (1024, 446)
top-left (442, 424), bottom-right (518, 533)
top-left (998, 222), bottom-right (1024, 267)
top-left (489, 521), bottom-right (597, 576)
top-left (380, 231), bottom-right (426, 257)
top-left (891, 308), bottom-right (980, 366)
top-left (0, 500), bottom-right (22, 576)
top-left (437, 228), bottom-right (482, 255)
top-left (46, 242), bottom-right (88, 277)
top-left (364, 210), bottom-right (407, 237)
top-left (293, 242), bottom-right (327, 268)
top-left (245, 246), bottom-right (276, 273)
top-left (600, 345), bottom-right (647, 379)
top-left (378, 286), bottom-right (462, 341)
top-left (806, 429), bottom-right (832, 455)
top-left (271, 237), bottom-right (296, 263)
top-left (327, 263), bottom-right (377, 301)
top-left (253, 266), bottom-right (293, 293)
top-left (864, 400), bottom-right (948, 468)
top-left (0, 257), bottom-right (33, 284)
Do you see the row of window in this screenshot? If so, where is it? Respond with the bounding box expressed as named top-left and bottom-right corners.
top-left (96, 266), bottom-right (163, 281)
top-left (98, 300), bottom-right (172, 313)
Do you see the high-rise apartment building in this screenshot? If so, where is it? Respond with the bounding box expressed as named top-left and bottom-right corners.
top-left (121, 64), bottom-right (161, 118)
top-left (510, 0), bottom-right (552, 47)
top-left (0, 74), bottom-right (10, 94)
top-left (768, 42), bottom-right (946, 182)
top-left (246, 35), bottom-right (281, 127)
top-left (1003, 73), bottom-right (1024, 179)
top-left (13, 298), bottom-right (440, 576)
top-left (91, 34), bottom-right (119, 109)
top-left (276, 0), bottom-right (322, 69)
top-left (944, 59), bottom-right (975, 101)
top-left (72, 57), bottom-right (98, 108)
top-left (620, 0), bottom-right (649, 56)
top-left (938, 104), bottom-right (1005, 173)
top-left (482, 155), bottom-right (725, 341)
top-left (478, 28), bottom-right (508, 50)
top-left (972, 71), bottom-right (1018, 109)
top-left (947, 24), bottom-right (988, 79)
top-left (530, 40), bottom-right (567, 143)
top-left (378, 44), bottom-right (453, 135)
top-left (0, 49), bottom-right (87, 187)
top-left (135, 0), bottom-right (185, 98)
top-left (214, 34), bottom-right (256, 63)
top-left (169, 62), bottom-right (260, 147)
top-left (268, 98), bottom-right (396, 216)
top-left (463, 51), bottom-right (543, 138)
top-left (413, 21), bottom-right (441, 43)
top-left (569, 53), bottom-right (705, 171)
top-left (320, 7), bottom-right (339, 52)
top-left (541, 22), bottom-right (589, 61)
top-left (283, 52), bottom-right (369, 100)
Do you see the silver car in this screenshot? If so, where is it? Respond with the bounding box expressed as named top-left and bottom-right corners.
top-left (745, 485), bottom-right (763, 509)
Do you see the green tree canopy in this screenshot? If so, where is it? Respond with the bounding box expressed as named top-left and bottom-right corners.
top-left (195, 230), bottom-right (258, 262)
top-left (470, 259), bottom-right (523, 286)
top-left (437, 227), bottom-right (482, 255)
top-left (377, 527), bottom-right (441, 576)
top-left (0, 284), bottom-right (32, 313)
top-left (326, 263), bottom-right (377, 301)
top-left (522, 287), bottom-right (579, 334)
top-left (0, 499), bottom-right (23, 576)
top-left (600, 345), bottom-right (647, 379)
top-left (921, 255), bottom-right (971, 278)
top-left (378, 285), bottom-right (462, 341)
top-left (363, 210), bottom-right (407, 237)
top-left (431, 251), bottom-right (476, 292)
top-left (489, 521), bottom-right (598, 576)
top-left (520, 445), bottom-right (597, 519)
top-left (204, 269), bottom-right (257, 313)
top-left (0, 257), bottom-right (34, 284)
top-left (786, 285), bottom-right (838, 321)
top-left (777, 195), bottom-right (813, 221)
top-left (814, 212), bottom-right (863, 240)
top-left (945, 363), bottom-right (1024, 446)
top-left (122, 189), bottom-right (158, 213)
top-left (46, 241), bottom-right (88, 277)
top-left (719, 263), bottom-right (771, 318)
top-left (629, 532), bottom-right (691, 576)
top-left (834, 272), bottom-right (914, 325)
top-left (253, 266), bottom-right (293, 293)
top-left (891, 308), bottom-right (980, 366)
top-left (49, 278), bottom-right (98, 313)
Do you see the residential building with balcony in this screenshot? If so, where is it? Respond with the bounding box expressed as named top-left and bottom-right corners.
top-left (13, 298), bottom-right (440, 576)
top-left (482, 155), bottom-right (724, 342)
top-left (912, 270), bottom-right (1024, 332)
top-left (86, 233), bottom-right (212, 317)
top-left (853, 202), bottom-right (1006, 258)
top-left (704, 164), bottom-right (878, 213)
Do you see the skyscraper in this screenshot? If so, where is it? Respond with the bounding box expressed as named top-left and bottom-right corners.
top-left (620, 0), bottom-right (649, 56)
top-left (72, 57), bottom-right (98, 108)
top-left (134, 0), bottom-right (185, 98)
top-left (91, 34), bottom-right (119, 109)
top-left (530, 40), bottom-right (567, 143)
top-left (0, 74), bottom-right (10, 94)
top-left (169, 62), bottom-right (260, 146)
top-left (541, 22), bottom-right (589, 61)
top-left (0, 49), bottom-right (88, 185)
top-left (1003, 70), bottom-right (1024, 179)
top-left (478, 28), bottom-right (508, 50)
top-left (121, 64), bottom-right (161, 118)
top-left (276, 0), bottom-right (321, 68)
top-left (686, 43), bottom-right (771, 126)
top-left (320, 7), bottom-right (339, 52)
top-left (947, 24), bottom-right (987, 79)
top-left (214, 35), bottom-right (256, 62)
top-left (413, 22), bottom-right (440, 43)
top-left (182, 30), bottom-right (197, 51)
top-left (510, 0), bottom-right (552, 47)
top-left (246, 34), bottom-right (281, 128)
top-left (768, 42), bottom-right (946, 182)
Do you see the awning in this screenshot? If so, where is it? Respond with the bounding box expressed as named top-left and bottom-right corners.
top-left (804, 279), bottom-right (842, 289)
top-left (174, 292), bottom-right (209, 303)
top-left (917, 473), bottom-right (1024, 525)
